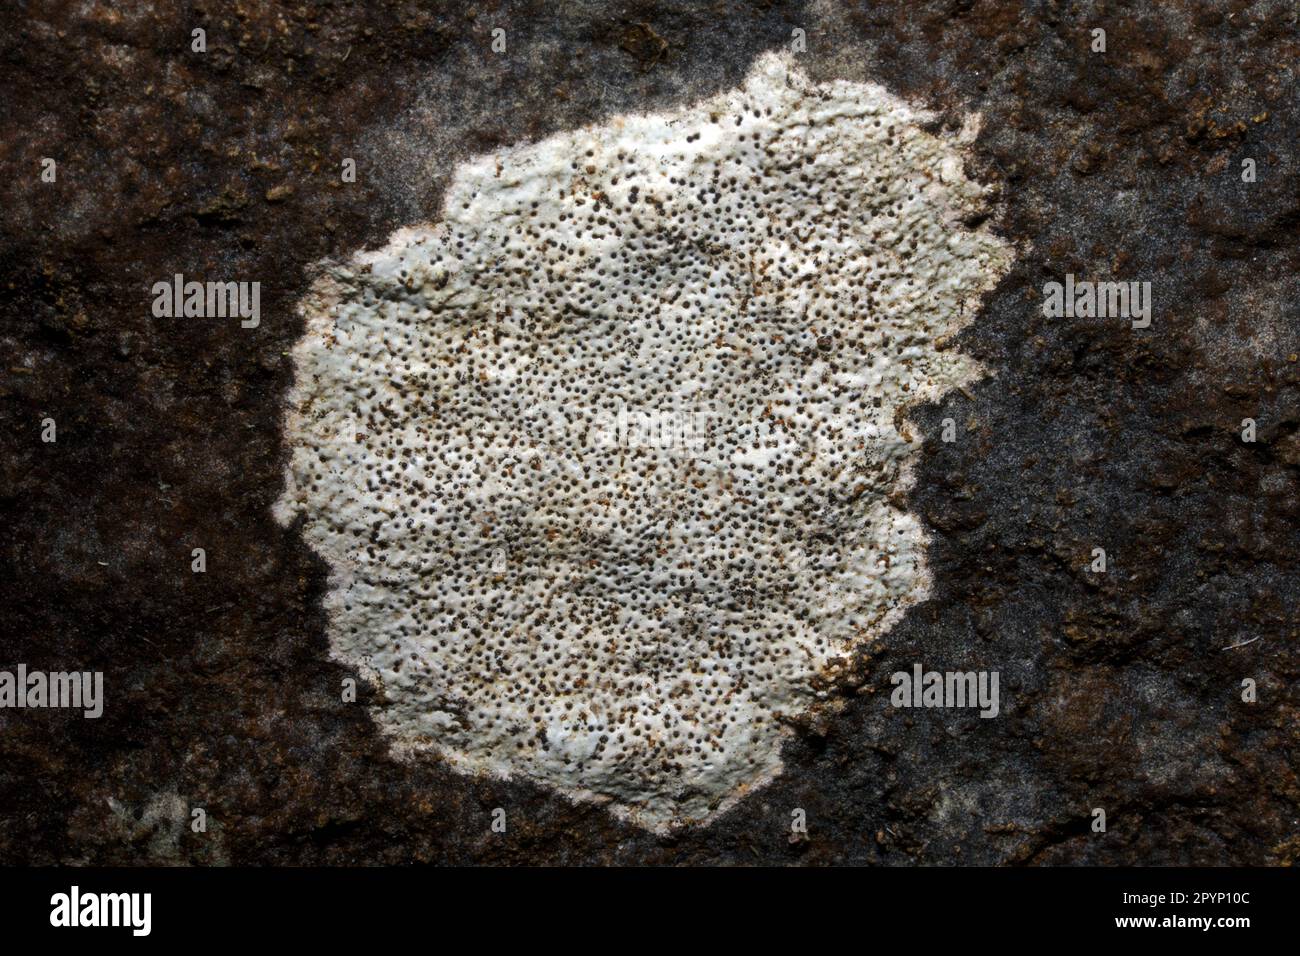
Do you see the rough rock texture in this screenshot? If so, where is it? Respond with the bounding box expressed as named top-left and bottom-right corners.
top-left (0, 0), bottom-right (1296, 864)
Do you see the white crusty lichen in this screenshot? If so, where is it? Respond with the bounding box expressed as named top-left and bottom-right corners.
top-left (275, 52), bottom-right (1013, 832)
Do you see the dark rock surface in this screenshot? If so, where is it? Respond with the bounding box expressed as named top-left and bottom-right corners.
top-left (0, 0), bottom-right (1296, 864)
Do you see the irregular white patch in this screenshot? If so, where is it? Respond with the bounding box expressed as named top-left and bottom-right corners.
top-left (275, 53), bottom-right (1013, 831)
